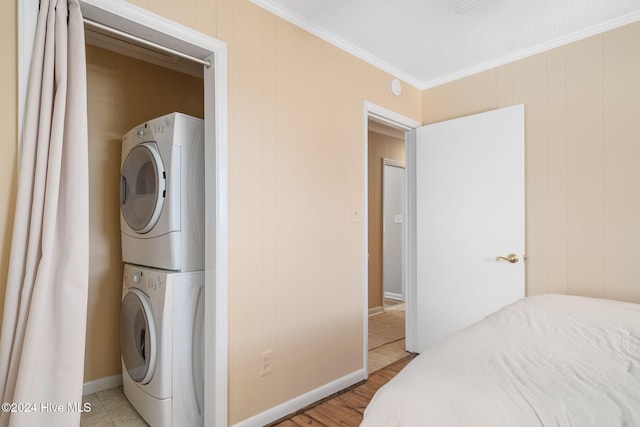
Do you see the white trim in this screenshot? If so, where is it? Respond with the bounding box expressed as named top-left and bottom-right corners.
top-left (368, 306), bottom-right (384, 317)
top-left (421, 9), bottom-right (640, 89)
top-left (363, 102), bottom-right (420, 374)
top-left (82, 375), bottom-right (123, 396)
top-left (365, 102), bottom-right (421, 130)
top-left (207, 40), bottom-right (230, 427)
top-left (248, 0), bottom-right (423, 90)
top-left (231, 369), bottom-right (367, 427)
top-left (79, 0), bottom-right (219, 56)
top-left (405, 130), bottom-right (417, 353)
top-left (383, 158), bottom-right (405, 169)
top-left (250, 1), bottom-right (640, 91)
top-left (19, 2), bottom-right (228, 426)
top-left (384, 292), bottom-right (404, 302)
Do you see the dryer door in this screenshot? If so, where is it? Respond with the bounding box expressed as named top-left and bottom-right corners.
top-left (120, 289), bottom-right (157, 384)
top-left (121, 142), bottom-right (166, 234)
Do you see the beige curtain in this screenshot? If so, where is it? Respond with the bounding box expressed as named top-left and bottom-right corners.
top-left (0, 0), bottom-right (88, 425)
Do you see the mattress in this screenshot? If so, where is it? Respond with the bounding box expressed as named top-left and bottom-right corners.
top-left (361, 294), bottom-right (640, 426)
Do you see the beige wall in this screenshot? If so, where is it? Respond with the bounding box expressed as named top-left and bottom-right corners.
top-left (4, 1), bottom-right (418, 421)
top-left (10, 1), bottom-right (640, 426)
top-left (218, 2), bottom-right (421, 422)
top-left (84, 45), bottom-right (204, 381)
top-left (423, 21), bottom-right (640, 304)
top-left (367, 130), bottom-right (405, 310)
top-left (0, 0), bottom-right (17, 329)
top-left (86, 0), bottom-right (422, 424)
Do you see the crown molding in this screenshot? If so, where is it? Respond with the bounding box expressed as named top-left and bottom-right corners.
top-left (420, 9), bottom-right (640, 89)
top-left (251, 2), bottom-right (640, 92)
top-left (249, 0), bottom-right (424, 90)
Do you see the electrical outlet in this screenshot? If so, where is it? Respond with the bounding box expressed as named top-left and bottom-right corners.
top-left (260, 350), bottom-right (273, 377)
top-left (351, 204), bottom-right (361, 223)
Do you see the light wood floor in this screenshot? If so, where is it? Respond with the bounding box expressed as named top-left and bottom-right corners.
top-left (269, 302), bottom-right (411, 426)
top-left (269, 354), bottom-right (417, 426)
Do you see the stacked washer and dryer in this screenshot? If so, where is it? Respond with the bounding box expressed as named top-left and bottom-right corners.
top-left (119, 113), bottom-right (205, 426)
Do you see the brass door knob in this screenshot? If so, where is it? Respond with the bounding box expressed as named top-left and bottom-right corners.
top-left (496, 253), bottom-right (519, 263)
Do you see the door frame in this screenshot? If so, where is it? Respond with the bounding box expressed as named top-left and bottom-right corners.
top-left (363, 101), bottom-right (420, 371)
top-left (19, 2), bottom-right (229, 426)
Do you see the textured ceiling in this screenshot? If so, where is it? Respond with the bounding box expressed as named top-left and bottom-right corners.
top-left (250, 0), bottom-right (640, 89)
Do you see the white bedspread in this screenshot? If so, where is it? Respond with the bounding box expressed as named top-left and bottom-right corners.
top-left (361, 294), bottom-right (640, 427)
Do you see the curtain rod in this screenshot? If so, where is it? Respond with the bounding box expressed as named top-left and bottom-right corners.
top-left (83, 17), bottom-right (212, 69)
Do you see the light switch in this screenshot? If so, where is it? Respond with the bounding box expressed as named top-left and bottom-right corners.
top-left (394, 214), bottom-right (403, 224)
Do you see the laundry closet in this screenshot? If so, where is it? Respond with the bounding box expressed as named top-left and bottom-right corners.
top-left (83, 39), bottom-right (204, 386)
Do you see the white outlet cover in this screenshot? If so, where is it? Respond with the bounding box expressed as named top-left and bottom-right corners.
top-left (351, 204), bottom-right (361, 223)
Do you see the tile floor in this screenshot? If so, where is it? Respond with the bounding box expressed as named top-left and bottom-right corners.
top-left (368, 337), bottom-right (409, 373)
top-left (80, 387), bottom-right (147, 426)
top-left (368, 301), bottom-right (409, 373)
top-left (81, 302), bottom-right (406, 426)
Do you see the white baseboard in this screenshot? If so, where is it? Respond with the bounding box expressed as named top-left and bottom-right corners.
top-left (368, 306), bottom-right (384, 316)
top-left (384, 292), bottom-right (404, 302)
top-left (83, 374), bottom-right (123, 396)
top-left (231, 368), bottom-right (367, 427)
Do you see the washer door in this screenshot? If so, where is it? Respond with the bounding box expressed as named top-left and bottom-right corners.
top-left (120, 288), bottom-right (157, 384)
top-left (121, 142), bottom-right (166, 234)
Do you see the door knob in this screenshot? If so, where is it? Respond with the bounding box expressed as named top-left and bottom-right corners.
top-left (496, 253), bottom-right (519, 263)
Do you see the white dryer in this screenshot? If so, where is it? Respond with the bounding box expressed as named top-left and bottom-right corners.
top-left (120, 112), bottom-right (204, 271)
top-left (120, 263), bottom-right (204, 427)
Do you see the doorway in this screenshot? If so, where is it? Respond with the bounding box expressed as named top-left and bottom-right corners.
top-left (363, 102), bottom-right (420, 373)
top-left (367, 120), bottom-right (407, 372)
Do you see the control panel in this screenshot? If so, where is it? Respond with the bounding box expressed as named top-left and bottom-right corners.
top-left (123, 265), bottom-right (165, 294)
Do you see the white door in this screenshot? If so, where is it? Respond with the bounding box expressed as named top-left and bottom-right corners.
top-left (414, 104), bottom-right (525, 352)
top-left (383, 161), bottom-right (405, 301)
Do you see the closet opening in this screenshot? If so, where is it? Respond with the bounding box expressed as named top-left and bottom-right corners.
top-left (19, 2), bottom-right (228, 426)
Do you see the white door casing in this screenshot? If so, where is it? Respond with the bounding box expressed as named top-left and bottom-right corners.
top-left (363, 102), bottom-right (421, 372)
top-left (413, 105), bottom-right (525, 353)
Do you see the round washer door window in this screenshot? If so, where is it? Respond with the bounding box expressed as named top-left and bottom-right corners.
top-left (121, 143), bottom-right (166, 234)
top-left (120, 289), bottom-right (157, 384)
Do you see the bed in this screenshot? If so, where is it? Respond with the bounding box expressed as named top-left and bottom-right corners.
top-left (361, 294), bottom-right (640, 426)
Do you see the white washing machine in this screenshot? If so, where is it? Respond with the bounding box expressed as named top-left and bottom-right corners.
top-left (120, 264), bottom-right (204, 427)
top-left (120, 112), bottom-right (204, 271)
